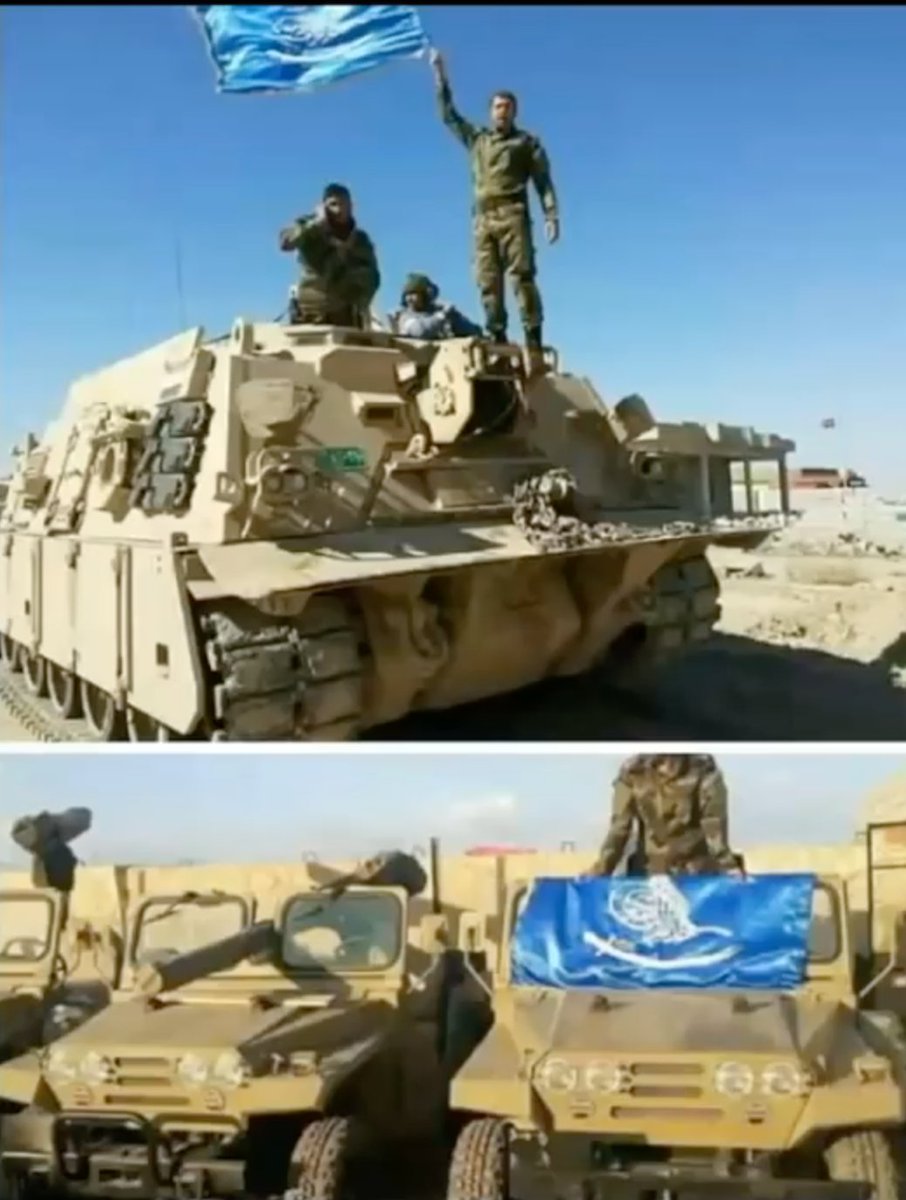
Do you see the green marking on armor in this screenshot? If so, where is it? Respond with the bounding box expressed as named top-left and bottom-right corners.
top-left (315, 447), bottom-right (367, 473)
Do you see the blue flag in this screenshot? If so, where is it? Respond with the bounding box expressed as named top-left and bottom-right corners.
top-left (511, 874), bottom-right (816, 992)
top-left (191, 5), bottom-right (430, 95)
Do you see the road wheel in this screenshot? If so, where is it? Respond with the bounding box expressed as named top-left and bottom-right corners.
top-left (447, 1117), bottom-right (510, 1200)
top-left (289, 1116), bottom-right (359, 1200)
top-left (824, 1129), bottom-right (904, 1200)
top-left (47, 663), bottom-right (82, 718)
top-left (79, 680), bottom-right (123, 740)
top-left (0, 634), bottom-right (22, 671)
top-left (20, 650), bottom-right (47, 697)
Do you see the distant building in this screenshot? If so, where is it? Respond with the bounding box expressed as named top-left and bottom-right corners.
top-left (790, 467), bottom-right (868, 489)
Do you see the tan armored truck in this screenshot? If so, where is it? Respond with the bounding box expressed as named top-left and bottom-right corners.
top-left (0, 887), bottom-right (108, 1070)
top-left (445, 874), bottom-right (906, 1200)
top-left (0, 860), bottom-right (489, 1200)
top-left (0, 319), bottom-right (793, 741)
top-left (0, 810), bottom-right (121, 1074)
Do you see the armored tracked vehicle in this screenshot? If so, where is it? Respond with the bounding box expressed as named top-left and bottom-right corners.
top-left (0, 856), bottom-right (489, 1200)
top-left (445, 875), bottom-right (906, 1200)
top-left (0, 320), bottom-right (793, 740)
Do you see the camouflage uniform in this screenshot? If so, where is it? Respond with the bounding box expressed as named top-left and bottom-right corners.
top-left (435, 79), bottom-right (558, 345)
top-left (588, 755), bottom-right (740, 877)
top-left (279, 205), bottom-right (380, 329)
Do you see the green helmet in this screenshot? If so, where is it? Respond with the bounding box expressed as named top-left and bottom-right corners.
top-left (400, 273), bottom-right (439, 306)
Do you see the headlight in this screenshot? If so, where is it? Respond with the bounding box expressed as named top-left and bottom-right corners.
top-left (535, 1056), bottom-right (579, 1092)
top-left (761, 1062), bottom-right (812, 1096)
top-left (176, 1053), bottom-right (211, 1086)
top-left (211, 1051), bottom-right (251, 1089)
top-left (46, 1003), bottom-right (90, 1037)
top-left (78, 1052), bottom-right (114, 1085)
top-left (584, 1061), bottom-right (630, 1094)
top-left (44, 1047), bottom-right (78, 1083)
top-left (714, 1061), bottom-right (756, 1096)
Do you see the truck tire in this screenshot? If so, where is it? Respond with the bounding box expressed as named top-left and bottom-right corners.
top-left (447, 1117), bottom-right (510, 1200)
top-left (289, 1116), bottom-right (357, 1200)
top-left (824, 1130), bottom-right (904, 1200)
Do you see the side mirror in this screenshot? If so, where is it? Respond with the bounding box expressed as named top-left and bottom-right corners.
top-left (458, 911), bottom-right (488, 957)
top-left (418, 913), bottom-right (449, 953)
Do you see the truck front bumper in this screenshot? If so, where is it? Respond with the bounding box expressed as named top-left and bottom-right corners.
top-left (1, 1110), bottom-right (246, 1200)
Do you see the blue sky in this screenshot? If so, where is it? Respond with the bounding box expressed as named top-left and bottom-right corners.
top-left (2, 5), bottom-right (905, 485)
top-left (0, 752), bottom-right (902, 864)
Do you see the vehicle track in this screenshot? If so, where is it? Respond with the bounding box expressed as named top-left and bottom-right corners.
top-left (0, 655), bottom-right (737, 744)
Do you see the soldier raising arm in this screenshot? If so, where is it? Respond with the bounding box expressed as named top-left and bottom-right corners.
top-left (279, 183), bottom-right (380, 328)
top-left (428, 48), bottom-right (559, 351)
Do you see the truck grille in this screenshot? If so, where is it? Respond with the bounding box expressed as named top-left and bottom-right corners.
top-left (627, 1062), bottom-right (705, 1100)
top-left (112, 1057), bottom-right (174, 1088)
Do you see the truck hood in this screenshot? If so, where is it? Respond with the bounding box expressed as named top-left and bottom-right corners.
top-left (516, 990), bottom-right (850, 1060)
top-left (53, 993), bottom-right (391, 1062)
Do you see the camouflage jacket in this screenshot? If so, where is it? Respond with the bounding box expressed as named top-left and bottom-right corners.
top-left (591, 755), bottom-right (738, 875)
top-left (436, 80), bottom-right (558, 218)
top-left (279, 215), bottom-right (380, 315)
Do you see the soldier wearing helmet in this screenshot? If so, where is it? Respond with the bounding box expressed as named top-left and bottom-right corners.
top-left (587, 755), bottom-right (743, 877)
top-left (393, 273), bottom-right (483, 340)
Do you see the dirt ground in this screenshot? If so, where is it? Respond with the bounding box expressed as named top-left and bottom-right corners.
top-left (384, 492), bottom-right (906, 742)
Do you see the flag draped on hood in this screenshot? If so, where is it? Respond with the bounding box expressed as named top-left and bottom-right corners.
top-left (191, 5), bottom-right (430, 94)
top-left (511, 874), bottom-right (816, 991)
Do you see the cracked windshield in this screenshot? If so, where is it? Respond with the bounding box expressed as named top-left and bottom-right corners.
top-left (0, 894), bottom-right (53, 964)
top-left (133, 895), bottom-right (247, 968)
top-left (282, 893), bottom-right (402, 971)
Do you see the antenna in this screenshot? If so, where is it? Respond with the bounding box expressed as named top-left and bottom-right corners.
top-left (174, 233), bottom-right (188, 330)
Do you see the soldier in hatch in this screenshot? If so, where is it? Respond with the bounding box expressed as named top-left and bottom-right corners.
top-left (393, 273), bottom-right (484, 340)
top-left (587, 755), bottom-right (744, 878)
top-left (279, 183), bottom-right (380, 328)
top-left (429, 49), bottom-right (559, 352)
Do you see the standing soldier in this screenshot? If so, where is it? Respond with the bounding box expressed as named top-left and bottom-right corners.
top-left (279, 183), bottom-right (380, 328)
top-left (429, 49), bottom-right (559, 353)
top-left (587, 755), bottom-right (744, 877)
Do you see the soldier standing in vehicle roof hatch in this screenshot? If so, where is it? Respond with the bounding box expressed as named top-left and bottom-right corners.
top-left (279, 183), bottom-right (381, 328)
top-left (587, 755), bottom-right (745, 878)
top-left (429, 48), bottom-right (559, 353)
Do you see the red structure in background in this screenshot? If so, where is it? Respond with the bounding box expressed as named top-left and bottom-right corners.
top-left (465, 845), bottom-right (538, 856)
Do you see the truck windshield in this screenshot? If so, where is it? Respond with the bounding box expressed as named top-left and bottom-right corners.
top-left (282, 892), bottom-right (403, 972)
top-left (0, 893), bottom-right (54, 964)
top-left (133, 895), bottom-right (248, 968)
top-left (808, 884), bottom-right (840, 962)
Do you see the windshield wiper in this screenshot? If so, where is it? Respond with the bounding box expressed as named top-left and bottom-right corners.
top-left (144, 890), bottom-right (231, 927)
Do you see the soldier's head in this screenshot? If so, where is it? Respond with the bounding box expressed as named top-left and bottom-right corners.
top-left (322, 183), bottom-right (353, 227)
top-left (632, 754), bottom-right (693, 781)
top-left (401, 273), bottom-right (439, 312)
top-left (490, 90), bottom-right (517, 133)
top-left (656, 755), bottom-right (691, 779)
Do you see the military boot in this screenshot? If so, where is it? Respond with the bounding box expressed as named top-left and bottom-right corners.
top-left (524, 326), bottom-right (545, 376)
